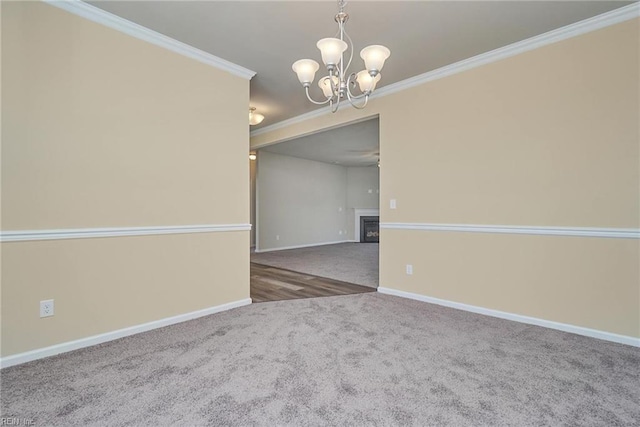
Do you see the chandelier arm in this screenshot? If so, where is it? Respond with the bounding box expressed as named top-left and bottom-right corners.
top-left (330, 93), bottom-right (341, 113)
top-left (346, 87), bottom-right (367, 101)
top-left (345, 73), bottom-right (369, 109)
top-left (305, 86), bottom-right (332, 105)
top-left (343, 29), bottom-right (355, 75)
top-left (345, 72), bottom-right (367, 100)
top-left (347, 94), bottom-right (369, 110)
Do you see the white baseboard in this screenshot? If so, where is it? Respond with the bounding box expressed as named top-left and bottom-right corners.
top-left (255, 240), bottom-right (351, 253)
top-left (0, 298), bottom-right (252, 369)
top-left (377, 287), bottom-right (640, 348)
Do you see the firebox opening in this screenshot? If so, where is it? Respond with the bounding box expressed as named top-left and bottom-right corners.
top-left (360, 216), bottom-right (379, 243)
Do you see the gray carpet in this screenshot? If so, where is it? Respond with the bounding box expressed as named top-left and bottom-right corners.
top-left (2, 293), bottom-right (639, 426)
top-left (252, 243), bottom-right (379, 288)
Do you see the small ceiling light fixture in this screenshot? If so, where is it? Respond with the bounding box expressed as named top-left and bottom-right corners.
top-left (249, 107), bottom-right (264, 126)
top-left (292, 0), bottom-right (390, 113)
top-left (249, 152), bottom-right (257, 160)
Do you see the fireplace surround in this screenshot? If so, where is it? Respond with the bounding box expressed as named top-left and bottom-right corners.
top-left (354, 208), bottom-right (380, 243)
top-left (360, 216), bottom-right (379, 243)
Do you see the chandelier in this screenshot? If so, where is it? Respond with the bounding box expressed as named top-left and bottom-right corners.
top-left (292, 0), bottom-right (390, 113)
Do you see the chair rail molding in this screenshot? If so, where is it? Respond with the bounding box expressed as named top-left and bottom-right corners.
top-left (0, 224), bottom-right (252, 242)
top-left (380, 223), bottom-right (640, 239)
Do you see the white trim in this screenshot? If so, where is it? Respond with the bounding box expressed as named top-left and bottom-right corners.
top-left (355, 209), bottom-right (380, 243)
top-left (380, 223), bottom-right (640, 239)
top-left (369, 2), bottom-right (639, 102)
top-left (0, 224), bottom-right (252, 242)
top-left (254, 240), bottom-right (351, 253)
top-left (251, 105), bottom-right (333, 138)
top-left (251, 3), bottom-right (640, 139)
top-left (44, 0), bottom-right (256, 80)
top-left (0, 298), bottom-right (252, 368)
top-left (251, 114), bottom-right (379, 148)
top-left (377, 287), bottom-right (640, 348)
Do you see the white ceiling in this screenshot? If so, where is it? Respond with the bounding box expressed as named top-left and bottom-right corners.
top-left (259, 117), bottom-right (379, 166)
top-left (89, 1), bottom-right (632, 129)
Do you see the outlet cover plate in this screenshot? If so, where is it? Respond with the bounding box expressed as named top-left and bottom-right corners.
top-left (40, 299), bottom-right (54, 318)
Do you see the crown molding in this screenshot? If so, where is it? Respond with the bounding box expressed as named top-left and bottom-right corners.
top-left (43, 0), bottom-right (256, 80)
top-left (380, 223), bottom-right (640, 239)
top-left (250, 113), bottom-right (379, 149)
top-left (0, 224), bottom-right (252, 242)
top-left (250, 105), bottom-right (333, 138)
top-left (251, 2), bottom-right (640, 139)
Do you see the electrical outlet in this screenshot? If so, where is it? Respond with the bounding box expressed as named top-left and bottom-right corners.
top-left (339, 230), bottom-right (343, 235)
top-left (276, 235), bottom-right (280, 241)
top-left (406, 265), bottom-right (413, 275)
top-left (40, 299), bottom-right (54, 318)
top-left (390, 199), bottom-right (397, 209)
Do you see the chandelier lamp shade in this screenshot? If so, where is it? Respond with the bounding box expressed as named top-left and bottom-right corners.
top-left (292, 0), bottom-right (390, 113)
top-left (249, 107), bottom-right (264, 126)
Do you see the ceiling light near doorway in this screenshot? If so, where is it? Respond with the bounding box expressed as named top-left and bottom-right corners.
top-left (249, 107), bottom-right (264, 126)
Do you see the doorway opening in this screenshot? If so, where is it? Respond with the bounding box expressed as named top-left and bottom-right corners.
top-left (249, 116), bottom-right (380, 302)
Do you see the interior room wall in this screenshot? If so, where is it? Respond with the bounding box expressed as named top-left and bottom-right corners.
top-left (250, 157), bottom-right (257, 247)
top-left (346, 166), bottom-right (380, 241)
top-left (1, 2), bottom-right (250, 358)
top-left (251, 19), bottom-right (640, 339)
top-left (256, 151), bottom-right (348, 251)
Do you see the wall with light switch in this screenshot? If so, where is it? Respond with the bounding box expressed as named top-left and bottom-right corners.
top-left (251, 19), bottom-right (640, 340)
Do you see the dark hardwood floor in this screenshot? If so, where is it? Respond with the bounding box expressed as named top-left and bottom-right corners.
top-left (250, 262), bottom-right (376, 303)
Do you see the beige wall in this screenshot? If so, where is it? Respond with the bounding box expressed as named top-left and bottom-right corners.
top-left (250, 157), bottom-right (257, 247)
top-left (252, 19), bottom-right (640, 337)
top-left (2, 2), bottom-right (250, 356)
top-left (382, 230), bottom-right (639, 337)
top-left (2, 234), bottom-right (249, 355)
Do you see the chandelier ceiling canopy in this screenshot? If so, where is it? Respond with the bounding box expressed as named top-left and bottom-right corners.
top-left (292, 0), bottom-right (390, 113)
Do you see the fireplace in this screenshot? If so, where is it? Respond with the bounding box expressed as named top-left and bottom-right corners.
top-left (360, 216), bottom-right (379, 243)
